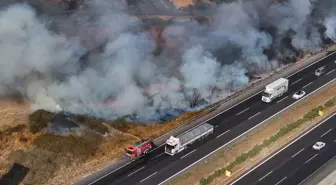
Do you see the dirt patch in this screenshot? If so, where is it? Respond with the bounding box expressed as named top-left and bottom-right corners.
top-left (167, 82), bottom-right (336, 185)
top-left (170, 0), bottom-right (196, 8)
top-left (170, 0), bottom-right (214, 9)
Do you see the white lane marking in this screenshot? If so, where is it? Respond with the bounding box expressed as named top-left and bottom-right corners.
top-left (292, 148), bottom-right (305, 158)
top-left (275, 177), bottom-right (287, 185)
top-left (140, 172), bottom-right (157, 183)
top-left (158, 78), bottom-right (336, 185)
top-left (153, 153), bottom-right (164, 159)
top-left (292, 78), bottom-right (302, 84)
top-left (87, 160), bottom-right (132, 185)
top-left (327, 69), bottom-right (335, 75)
top-left (215, 125), bottom-right (219, 128)
top-left (277, 96), bottom-right (288, 103)
top-left (298, 155), bottom-right (336, 185)
top-left (248, 112), bottom-right (261, 120)
top-left (258, 171), bottom-right (273, 181)
top-left (180, 149), bottom-right (196, 159)
top-left (84, 52), bottom-right (336, 185)
top-left (228, 111), bottom-right (336, 185)
top-left (237, 108), bottom-right (250, 115)
top-left (128, 166), bottom-right (145, 177)
top-left (305, 154), bottom-right (318, 164)
top-left (334, 140), bottom-right (336, 143)
top-left (303, 82), bottom-right (313, 88)
top-left (216, 130), bottom-right (230, 138)
top-left (321, 128), bottom-right (333, 137)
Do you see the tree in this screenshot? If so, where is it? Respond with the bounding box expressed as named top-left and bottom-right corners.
top-left (184, 88), bottom-right (203, 108)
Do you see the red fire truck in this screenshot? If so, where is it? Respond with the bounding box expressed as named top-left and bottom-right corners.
top-left (125, 139), bottom-right (153, 160)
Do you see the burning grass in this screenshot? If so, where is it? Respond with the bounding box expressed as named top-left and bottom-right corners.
top-left (0, 96), bottom-right (209, 185)
top-left (76, 109), bottom-right (207, 139)
top-left (28, 109), bottom-right (54, 133)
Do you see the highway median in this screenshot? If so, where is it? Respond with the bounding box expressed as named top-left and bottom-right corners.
top-left (166, 80), bottom-right (336, 185)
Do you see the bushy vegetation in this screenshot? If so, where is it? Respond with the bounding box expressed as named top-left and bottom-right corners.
top-left (199, 96), bottom-right (336, 185)
top-left (325, 97), bottom-right (336, 107)
top-left (28, 109), bottom-right (54, 133)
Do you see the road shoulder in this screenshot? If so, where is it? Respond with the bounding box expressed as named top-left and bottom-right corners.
top-left (301, 157), bottom-right (336, 185)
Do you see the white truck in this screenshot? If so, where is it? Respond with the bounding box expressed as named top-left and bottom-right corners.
top-left (165, 123), bottom-right (214, 156)
top-left (261, 78), bottom-right (289, 103)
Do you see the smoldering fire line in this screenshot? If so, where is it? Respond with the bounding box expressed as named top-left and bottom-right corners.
top-left (0, 0), bottom-right (335, 123)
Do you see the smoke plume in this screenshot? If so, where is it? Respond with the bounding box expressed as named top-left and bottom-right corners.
top-left (0, 0), bottom-right (335, 122)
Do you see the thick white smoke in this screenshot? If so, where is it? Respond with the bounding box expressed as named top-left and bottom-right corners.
top-left (0, 3), bottom-right (83, 111)
top-left (325, 15), bottom-right (336, 40)
top-left (0, 0), bottom-right (335, 122)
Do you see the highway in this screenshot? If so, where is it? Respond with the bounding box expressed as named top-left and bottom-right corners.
top-left (88, 52), bottom-right (336, 185)
top-left (231, 113), bottom-right (336, 185)
top-left (87, 52), bottom-right (336, 185)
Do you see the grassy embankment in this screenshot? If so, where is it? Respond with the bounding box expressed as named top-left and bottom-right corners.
top-left (0, 102), bottom-right (209, 185)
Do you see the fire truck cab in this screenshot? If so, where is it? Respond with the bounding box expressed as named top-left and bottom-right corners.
top-left (125, 139), bottom-right (153, 160)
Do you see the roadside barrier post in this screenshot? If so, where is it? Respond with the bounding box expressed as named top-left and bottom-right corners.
top-left (225, 170), bottom-right (232, 177)
top-left (319, 110), bottom-right (324, 116)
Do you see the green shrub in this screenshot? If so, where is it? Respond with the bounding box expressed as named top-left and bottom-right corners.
top-left (227, 163), bottom-right (235, 171)
top-left (234, 154), bottom-right (246, 165)
top-left (200, 178), bottom-right (208, 185)
top-left (262, 138), bottom-right (271, 147)
top-left (248, 144), bottom-right (262, 157)
top-left (325, 100), bottom-right (334, 107)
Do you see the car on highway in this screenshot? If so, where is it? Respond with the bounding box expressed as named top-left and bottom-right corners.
top-left (312, 141), bottom-right (326, 150)
top-left (315, 66), bottom-right (325, 76)
top-left (292, 90), bottom-right (306, 99)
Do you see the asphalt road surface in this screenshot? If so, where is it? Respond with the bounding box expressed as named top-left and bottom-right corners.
top-left (231, 113), bottom-right (336, 185)
top-left (87, 52), bottom-right (336, 185)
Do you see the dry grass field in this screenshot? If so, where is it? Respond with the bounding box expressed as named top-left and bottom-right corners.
top-left (0, 96), bottom-right (206, 185)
